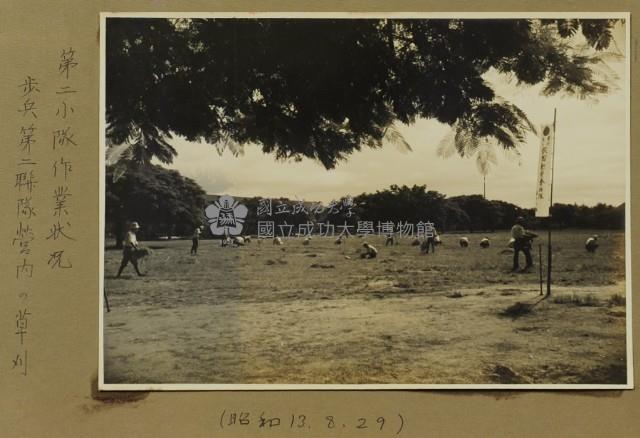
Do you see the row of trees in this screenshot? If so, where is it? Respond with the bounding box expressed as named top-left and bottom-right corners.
top-left (105, 167), bottom-right (624, 246)
top-left (106, 163), bottom-right (206, 247)
top-left (547, 202), bottom-right (625, 230)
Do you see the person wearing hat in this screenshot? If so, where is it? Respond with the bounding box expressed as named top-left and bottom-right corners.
top-left (191, 226), bottom-right (202, 255)
top-left (361, 242), bottom-right (378, 259)
top-left (421, 227), bottom-right (439, 254)
top-left (510, 216), bottom-right (536, 272)
top-left (116, 221), bottom-right (145, 277)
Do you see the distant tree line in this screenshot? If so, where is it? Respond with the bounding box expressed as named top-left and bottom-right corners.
top-left (547, 202), bottom-right (625, 230)
top-left (106, 163), bottom-right (206, 247)
top-left (232, 185), bottom-right (624, 235)
top-left (348, 185), bottom-right (624, 233)
top-left (105, 168), bottom-right (624, 246)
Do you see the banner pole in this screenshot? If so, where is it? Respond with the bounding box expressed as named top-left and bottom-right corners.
top-left (483, 175), bottom-right (486, 199)
top-left (546, 108), bottom-right (557, 297)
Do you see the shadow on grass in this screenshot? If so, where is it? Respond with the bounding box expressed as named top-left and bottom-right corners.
top-left (580, 363), bottom-right (627, 385)
top-left (500, 296), bottom-right (547, 319)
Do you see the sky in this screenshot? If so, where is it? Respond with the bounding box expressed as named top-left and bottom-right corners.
top-left (164, 21), bottom-right (628, 208)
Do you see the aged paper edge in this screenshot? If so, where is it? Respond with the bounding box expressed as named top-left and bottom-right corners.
top-left (98, 11), bottom-right (633, 391)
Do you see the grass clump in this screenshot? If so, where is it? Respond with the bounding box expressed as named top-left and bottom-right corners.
top-left (608, 294), bottom-right (626, 306)
top-left (552, 293), bottom-right (600, 307)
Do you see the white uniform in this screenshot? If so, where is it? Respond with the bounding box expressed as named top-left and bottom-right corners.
top-left (362, 244), bottom-right (378, 259)
top-left (125, 230), bottom-right (139, 249)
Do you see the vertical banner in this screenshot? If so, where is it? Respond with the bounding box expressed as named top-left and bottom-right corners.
top-left (535, 123), bottom-right (555, 217)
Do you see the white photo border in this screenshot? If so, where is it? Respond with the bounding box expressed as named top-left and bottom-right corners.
top-left (99, 11), bottom-right (633, 391)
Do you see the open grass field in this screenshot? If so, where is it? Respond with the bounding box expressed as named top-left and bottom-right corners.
top-left (103, 230), bottom-right (627, 385)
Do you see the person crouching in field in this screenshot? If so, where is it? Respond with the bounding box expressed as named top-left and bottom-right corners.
top-left (585, 235), bottom-right (599, 253)
top-left (511, 216), bottom-right (537, 272)
top-left (361, 242), bottom-right (378, 259)
top-left (116, 221), bottom-right (146, 277)
top-left (191, 226), bottom-right (201, 255)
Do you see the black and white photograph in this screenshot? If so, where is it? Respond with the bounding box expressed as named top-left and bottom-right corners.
top-left (100, 13), bottom-right (631, 389)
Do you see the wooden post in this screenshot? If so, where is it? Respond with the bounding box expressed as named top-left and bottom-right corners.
top-left (539, 243), bottom-right (543, 296)
top-left (547, 222), bottom-right (552, 296)
top-left (546, 108), bottom-right (557, 297)
top-left (104, 288), bottom-right (110, 313)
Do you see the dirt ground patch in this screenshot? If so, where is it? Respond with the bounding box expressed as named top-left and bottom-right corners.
top-left (103, 230), bottom-right (627, 385)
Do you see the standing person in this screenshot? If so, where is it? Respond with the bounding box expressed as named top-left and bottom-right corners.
top-left (422, 227), bottom-right (438, 254)
top-left (511, 216), bottom-right (536, 272)
top-left (191, 226), bottom-right (201, 255)
top-left (385, 233), bottom-right (395, 246)
top-left (116, 221), bottom-right (145, 277)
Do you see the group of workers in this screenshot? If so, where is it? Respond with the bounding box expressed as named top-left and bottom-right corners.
top-left (114, 218), bottom-right (600, 277)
